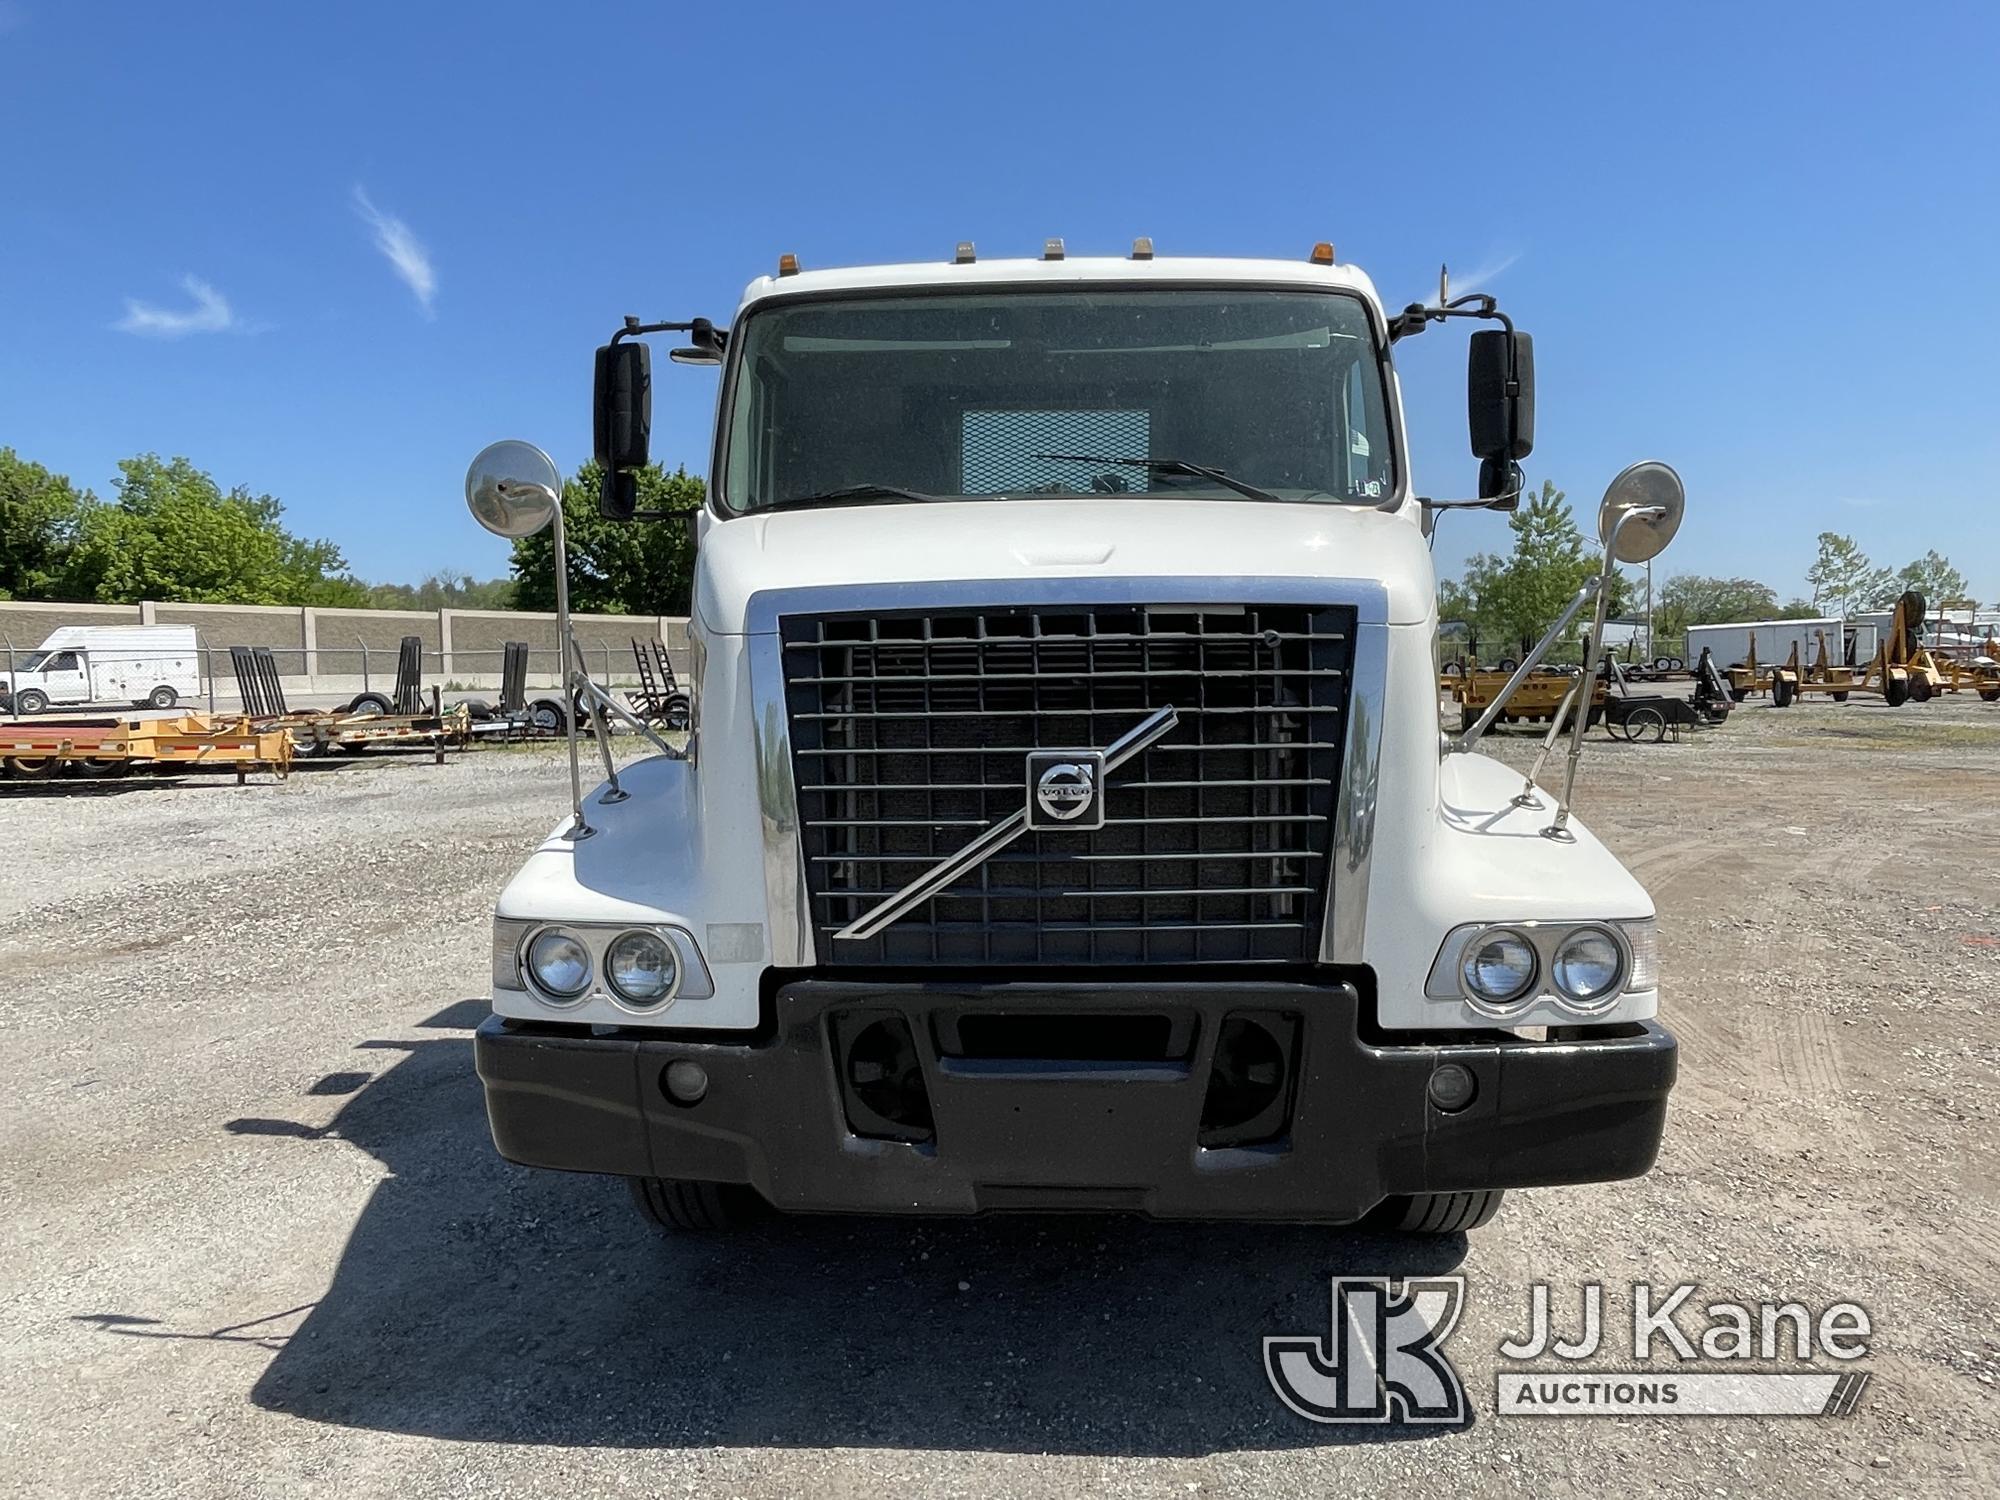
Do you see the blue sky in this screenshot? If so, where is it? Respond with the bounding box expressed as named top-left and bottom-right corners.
top-left (3, 1), bottom-right (1996, 602)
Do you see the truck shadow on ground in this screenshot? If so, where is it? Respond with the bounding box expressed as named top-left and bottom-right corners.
top-left (217, 1003), bottom-right (1469, 1455)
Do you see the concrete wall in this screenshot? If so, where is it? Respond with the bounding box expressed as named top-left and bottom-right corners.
top-left (0, 598), bottom-right (691, 705)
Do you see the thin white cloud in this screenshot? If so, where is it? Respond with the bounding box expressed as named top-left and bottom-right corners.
top-left (114, 275), bottom-right (236, 337)
top-left (352, 186), bottom-right (436, 317)
top-left (1451, 250), bottom-right (1522, 295)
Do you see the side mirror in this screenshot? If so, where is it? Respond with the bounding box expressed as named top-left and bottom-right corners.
top-left (593, 340), bottom-right (652, 519)
top-left (1468, 328), bottom-right (1535, 465)
top-left (1477, 456), bottom-right (1522, 508)
top-left (1597, 461), bottom-right (1684, 563)
top-left (464, 441), bottom-right (561, 538)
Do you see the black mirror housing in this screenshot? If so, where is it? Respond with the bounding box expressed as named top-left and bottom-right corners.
top-left (600, 467), bottom-right (639, 521)
top-left (1478, 457), bottom-right (1522, 508)
top-left (593, 341), bottom-right (652, 472)
top-left (1468, 329), bottom-right (1535, 462)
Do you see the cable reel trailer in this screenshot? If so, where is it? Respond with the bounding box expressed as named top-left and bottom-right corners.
top-left (1769, 592), bottom-right (1934, 708)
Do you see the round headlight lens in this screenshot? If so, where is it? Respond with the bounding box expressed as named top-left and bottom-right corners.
top-left (606, 930), bottom-right (678, 1007)
top-left (1461, 929), bottom-right (1538, 1007)
top-left (1553, 928), bottom-right (1624, 1005)
top-left (526, 928), bottom-right (591, 1001)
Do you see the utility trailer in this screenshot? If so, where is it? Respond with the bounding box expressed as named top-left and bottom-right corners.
top-left (463, 641), bottom-right (576, 739)
top-left (0, 713), bottom-right (292, 782)
top-left (626, 637), bottom-right (692, 731)
top-left (1769, 592), bottom-right (1935, 707)
top-left (1689, 619), bottom-right (1879, 701)
top-left (1442, 659), bottom-right (1606, 732)
top-left (229, 642), bottom-right (470, 755)
top-left (1597, 656), bottom-right (1731, 742)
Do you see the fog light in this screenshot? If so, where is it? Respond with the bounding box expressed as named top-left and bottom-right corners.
top-left (663, 1059), bottom-right (708, 1104)
top-left (1427, 1063), bottom-right (1477, 1113)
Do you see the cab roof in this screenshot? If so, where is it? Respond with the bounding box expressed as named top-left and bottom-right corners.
top-left (736, 253), bottom-right (1387, 320)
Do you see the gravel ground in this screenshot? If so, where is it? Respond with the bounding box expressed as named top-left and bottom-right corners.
top-left (1, 698), bottom-right (1996, 1498)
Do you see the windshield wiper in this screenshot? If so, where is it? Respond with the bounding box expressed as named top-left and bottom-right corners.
top-left (1031, 454), bottom-right (1287, 506)
top-left (762, 482), bottom-right (950, 513)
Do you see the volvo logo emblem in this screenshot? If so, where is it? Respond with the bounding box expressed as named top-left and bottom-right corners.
top-left (1026, 750), bottom-right (1107, 831)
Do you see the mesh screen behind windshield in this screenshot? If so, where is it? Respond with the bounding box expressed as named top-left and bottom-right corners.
top-left (960, 409), bottom-right (1150, 494)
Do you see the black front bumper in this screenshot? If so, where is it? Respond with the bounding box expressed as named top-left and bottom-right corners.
top-left (475, 978), bottom-right (1676, 1223)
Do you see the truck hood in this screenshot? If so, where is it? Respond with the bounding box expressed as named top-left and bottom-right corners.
top-left (694, 497), bottom-right (1437, 632)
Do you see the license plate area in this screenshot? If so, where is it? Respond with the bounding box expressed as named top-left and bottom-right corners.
top-left (935, 1010), bottom-right (1195, 1064)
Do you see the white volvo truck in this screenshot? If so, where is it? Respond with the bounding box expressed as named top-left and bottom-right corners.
top-left (466, 243), bottom-right (1683, 1234)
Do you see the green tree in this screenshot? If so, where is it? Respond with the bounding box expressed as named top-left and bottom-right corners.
top-left (1804, 532), bottom-right (1893, 616)
top-left (1436, 576), bottom-right (1476, 626)
top-left (1654, 574), bottom-right (1781, 638)
top-left (0, 448), bottom-right (91, 600)
top-left (1774, 598), bottom-right (1819, 619)
top-left (64, 454), bottom-right (368, 606)
top-left (1459, 480), bottom-right (1599, 654)
top-left (510, 462), bottom-right (701, 616)
top-left (367, 571), bottom-right (518, 611)
top-left (1893, 550), bottom-right (1972, 608)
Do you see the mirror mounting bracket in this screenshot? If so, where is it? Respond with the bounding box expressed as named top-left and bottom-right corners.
top-left (613, 314), bottom-right (728, 363)
top-left (1387, 290), bottom-right (1512, 344)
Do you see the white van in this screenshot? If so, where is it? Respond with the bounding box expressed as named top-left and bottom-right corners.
top-left (4, 626), bottom-right (201, 714)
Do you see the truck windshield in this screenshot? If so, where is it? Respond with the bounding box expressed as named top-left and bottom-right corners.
top-left (720, 288), bottom-right (1394, 513)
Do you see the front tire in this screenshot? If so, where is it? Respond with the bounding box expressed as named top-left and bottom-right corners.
top-left (15, 689), bottom-right (49, 716)
top-left (628, 1176), bottom-right (767, 1233)
top-left (1368, 1190), bottom-right (1505, 1234)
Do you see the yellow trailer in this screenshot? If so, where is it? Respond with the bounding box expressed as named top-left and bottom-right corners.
top-left (0, 713), bottom-right (294, 781)
top-left (1442, 660), bottom-right (1606, 733)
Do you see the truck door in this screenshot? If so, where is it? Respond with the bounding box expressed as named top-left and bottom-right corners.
top-left (41, 650), bottom-right (89, 703)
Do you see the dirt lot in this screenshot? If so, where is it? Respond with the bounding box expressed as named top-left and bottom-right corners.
top-left (1, 697), bottom-right (1996, 1498)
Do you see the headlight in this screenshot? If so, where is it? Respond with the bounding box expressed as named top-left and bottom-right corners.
top-left (605, 929), bottom-right (679, 1008)
top-left (526, 928), bottom-right (592, 1001)
top-left (1552, 927), bottom-right (1624, 1006)
top-left (1460, 929), bottom-right (1537, 1007)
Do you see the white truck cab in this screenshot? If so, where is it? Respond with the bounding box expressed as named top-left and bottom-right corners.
top-left (468, 245), bottom-right (1680, 1234)
top-left (5, 626), bottom-right (198, 715)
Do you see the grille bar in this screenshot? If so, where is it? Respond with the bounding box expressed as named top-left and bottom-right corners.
top-left (782, 602), bottom-right (1355, 966)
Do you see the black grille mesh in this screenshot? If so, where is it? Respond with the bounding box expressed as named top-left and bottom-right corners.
top-left (783, 603), bottom-right (1355, 965)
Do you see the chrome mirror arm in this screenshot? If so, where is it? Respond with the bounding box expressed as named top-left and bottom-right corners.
top-left (1450, 579), bottom-right (1603, 754)
top-left (1542, 504), bottom-right (1667, 840)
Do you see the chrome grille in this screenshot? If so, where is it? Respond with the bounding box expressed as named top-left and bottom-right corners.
top-left (782, 604), bottom-right (1355, 965)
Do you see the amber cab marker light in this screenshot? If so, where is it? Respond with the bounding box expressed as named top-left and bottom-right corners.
top-left (777, 253), bottom-right (801, 276)
top-left (1131, 237), bottom-right (1155, 261)
top-left (1309, 241), bottom-right (1336, 265)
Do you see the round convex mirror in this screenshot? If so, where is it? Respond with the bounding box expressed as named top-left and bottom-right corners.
top-left (1597, 461), bottom-right (1685, 564)
top-left (465, 440), bottom-right (561, 538)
